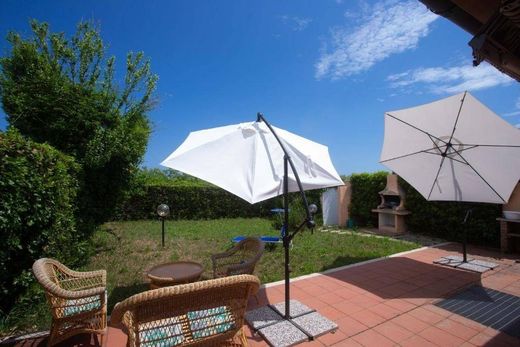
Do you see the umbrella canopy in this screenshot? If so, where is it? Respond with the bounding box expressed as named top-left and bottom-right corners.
top-left (380, 92), bottom-right (520, 204)
top-left (161, 121), bottom-right (344, 203)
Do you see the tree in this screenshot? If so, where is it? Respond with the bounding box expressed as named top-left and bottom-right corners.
top-left (0, 20), bottom-right (158, 232)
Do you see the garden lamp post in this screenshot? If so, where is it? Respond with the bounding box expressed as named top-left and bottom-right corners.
top-left (157, 204), bottom-right (170, 247)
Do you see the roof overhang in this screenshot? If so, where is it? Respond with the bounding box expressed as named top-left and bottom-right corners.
top-left (420, 0), bottom-right (520, 82)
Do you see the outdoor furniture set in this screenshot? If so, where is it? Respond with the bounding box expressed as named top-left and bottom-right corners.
top-left (32, 237), bottom-right (264, 346)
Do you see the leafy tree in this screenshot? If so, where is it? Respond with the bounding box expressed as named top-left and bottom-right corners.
top-left (0, 20), bottom-right (157, 232)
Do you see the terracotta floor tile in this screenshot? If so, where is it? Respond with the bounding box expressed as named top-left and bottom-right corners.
top-left (373, 321), bottom-right (414, 343)
top-left (435, 318), bottom-right (480, 340)
top-left (422, 304), bottom-right (452, 317)
top-left (351, 309), bottom-right (386, 328)
top-left (318, 305), bottom-right (346, 321)
top-left (469, 333), bottom-right (494, 346)
top-left (316, 329), bottom-right (348, 346)
top-left (408, 306), bottom-right (445, 325)
top-left (400, 334), bottom-right (438, 347)
top-left (448, 314), bottom-right (487, 332)
top-left (331, 338), bottom-right (363, 346)
top-left (334, 301), bottom-right (365, 315)
top-left (303, 284), bottom-right (329, 296)
top-left (367, 303), bottom-right (401, 320)
top-left (351, 329), bottom-right (395, 347)
top-left (317, 292), bottom-right (345, 305)
top-left (390, 314), bottom-right (430, 333)
top-left (419, 326), bottom-right (466, 347)
top-left (335, 316), bottom-right (369, 337)
top-left (384, 299), bottom-right (417, 313)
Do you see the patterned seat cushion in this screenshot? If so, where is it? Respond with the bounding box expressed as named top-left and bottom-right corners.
top-left (63, 291), bottom-right (106, 317)
top-left (137, 306), bottom-right (235, 346)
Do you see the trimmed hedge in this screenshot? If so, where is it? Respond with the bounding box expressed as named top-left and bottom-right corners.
top-left (349, 171), bottom-right (388, 227)
top-left (0, 130), bottom-right (83, 313)
top-left (115, 183), bottom-right (323, 222)
top-left (348, 171), bottom-right (501, 247)
top-left (400, 178), bottom-right (501, 247)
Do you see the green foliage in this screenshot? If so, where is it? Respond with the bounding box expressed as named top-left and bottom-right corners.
top-left (0, 20), bottom-right (157, 232)
top-left (399, 178), bottom-right (501, 247)
top-left (115, 168), bottom-right (323, 222)
top-left (349, 171), bottom-right (388, 227)
top-left (0, 130), bottom-right (82, 314)
top-left (348, 171), bottom-right (501, 246)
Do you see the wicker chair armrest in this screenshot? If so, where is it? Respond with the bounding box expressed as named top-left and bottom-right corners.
top-left (63, 268), bottom-right (107, 285)
top-left (53, 285), bottom-right (106, 300)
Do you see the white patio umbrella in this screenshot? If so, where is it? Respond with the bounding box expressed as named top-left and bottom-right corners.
top-left (380, 92), bottom-right (520, 260)
top-left (161, 114), bottom-right (344, 319)
top-left (161, 117), bottom-right (343, 204)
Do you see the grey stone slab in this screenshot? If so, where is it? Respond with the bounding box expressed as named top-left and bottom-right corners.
top-left (470, 259), bottom-right (498, 269)
top-left (258, 320), bottom-right (308, 347)
top-left (271, 300), bottom-right (314, 318)
top-left (443, 255), bottom-right (474, 262)
top-left (456, 262), bottom-right (491, 273)
top-left (245, 306), bottom-right (283, 330)
top-left (433, 257), bottom-right (463, 267)
top-left (292, 311), bottom-right (338, 338)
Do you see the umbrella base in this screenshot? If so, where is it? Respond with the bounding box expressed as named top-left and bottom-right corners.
top-left (245, 300), bottom-right (337, 346)
top-left (434, 255), bottom-right (498, 273)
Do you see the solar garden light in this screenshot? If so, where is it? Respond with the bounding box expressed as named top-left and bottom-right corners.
top-left (157, 204), bottom-right (170, 247)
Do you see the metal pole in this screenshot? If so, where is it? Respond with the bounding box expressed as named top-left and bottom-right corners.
top-left (462, 209), bottom-right (472, 263)
top-left (162, 218), bottom-right (165, 247)
top-left (283, 155), bottom-right (291, 319)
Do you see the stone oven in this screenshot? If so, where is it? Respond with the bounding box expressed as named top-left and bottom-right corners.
top-left (372, 173), bottom-right (410, 234)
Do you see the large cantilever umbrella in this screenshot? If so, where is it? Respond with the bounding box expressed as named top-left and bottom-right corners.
top-left (380, 92), bottom-right (520, 261)
top-left (161, 113), bottom-right (344, 319)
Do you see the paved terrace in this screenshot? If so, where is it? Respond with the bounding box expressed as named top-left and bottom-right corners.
top-left (4, 243), bottom-right (520, 347)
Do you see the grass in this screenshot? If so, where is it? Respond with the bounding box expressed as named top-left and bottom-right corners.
top-left (2, 218), bottom-right (420, 336)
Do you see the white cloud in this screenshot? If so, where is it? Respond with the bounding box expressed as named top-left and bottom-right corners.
top-left (387, 63), bottom-right (514, 94)
top-left (281, 16), bottom-right (312, 31)
top-left (315, 0), bottom-right (437, 80)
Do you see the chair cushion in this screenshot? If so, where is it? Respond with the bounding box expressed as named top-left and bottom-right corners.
top-left (139, 322), bottom-right (184, 347)
top-left (137, 306), bottom-right (235, 346)
top-left (187, 306), bottom-right (235, 339)
top-left (63, 291), bottom-right (105, 317)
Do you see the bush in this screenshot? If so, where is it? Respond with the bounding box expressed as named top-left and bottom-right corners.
top-left (0, 20), bottom-right (156, 235)
top-left (349, 171), bottom-right (388, 227)
top-left (400, 178), bottom-right (501, 247)
top-left (347, 170), bottom-right (501, 246)
top-left (0, 130), bottom-right (82, 314)
top-left (115, 168), bottom-right (324, 224)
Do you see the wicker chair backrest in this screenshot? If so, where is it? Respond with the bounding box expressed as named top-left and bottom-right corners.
top-left (111, 274), bottom-right (260, 347)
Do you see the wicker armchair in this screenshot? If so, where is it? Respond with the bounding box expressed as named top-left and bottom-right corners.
top-left (211, 237), bottom-right (264, 279)
top-left (32, 258), bottom-right (107, 346)
top-left (110, 274), bottom-right (260, 347)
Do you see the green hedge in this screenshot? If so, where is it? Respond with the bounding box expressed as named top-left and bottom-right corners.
top-left (347, 171), bottom-right (501, 246)
top-left (349, 171), bottom-right (388, 227)
top-left (0, 130), bottom-right (83, 314)
top-left (115, 182), bottom-right (323, 222)
top-left (400, 178), bottom-right (501, 247)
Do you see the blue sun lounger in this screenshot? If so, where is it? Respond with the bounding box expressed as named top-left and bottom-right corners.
top-left (232, 209), bottom-right (288, 244)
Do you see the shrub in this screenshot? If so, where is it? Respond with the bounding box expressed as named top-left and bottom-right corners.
top-left (0, 130), bottom-right (82, 314)
top-left (400, 178), bottom-right (501, 247)
top-left (348, 171), bottom-right (388, 227)
top-left (0, 20), bottom-right (157, 235)
top-left (115, 168), bottom-right (324, 224)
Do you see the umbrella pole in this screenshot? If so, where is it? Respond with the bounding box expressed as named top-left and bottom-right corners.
top-left (462, 209), bottom-right (472, 263)
top-left (283, 155), bottom-right (291, 319)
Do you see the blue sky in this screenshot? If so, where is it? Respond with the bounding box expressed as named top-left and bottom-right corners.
top-left (1, 0), bottom-right (519, 175)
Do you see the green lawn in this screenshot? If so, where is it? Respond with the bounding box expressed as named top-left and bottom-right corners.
top-left (3, 218), bottom-right (419, 335)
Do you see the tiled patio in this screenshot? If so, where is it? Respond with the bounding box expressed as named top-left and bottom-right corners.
top-left (4, 243), bottom-right (520, 347)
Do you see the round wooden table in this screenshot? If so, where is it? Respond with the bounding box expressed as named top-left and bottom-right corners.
top-left (146, 261), bottom-right (204, 289)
